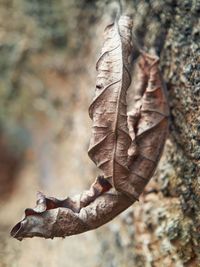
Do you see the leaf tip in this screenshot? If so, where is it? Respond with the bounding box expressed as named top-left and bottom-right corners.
top-left (10, 220), bottom-right (25, 241)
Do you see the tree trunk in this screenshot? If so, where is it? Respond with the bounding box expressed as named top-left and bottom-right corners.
top-left (95, 1), bottom-right (200, 266)
top-left (0, 0), bottom-right (199, 266)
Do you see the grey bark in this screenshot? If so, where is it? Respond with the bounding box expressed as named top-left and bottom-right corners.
top-left (95, 1), bottom-right (200, 266)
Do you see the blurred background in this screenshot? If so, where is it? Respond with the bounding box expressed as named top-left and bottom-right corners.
top-left (0, 1), bottom-right (115, 266)
top-left (0, 0), bottom-right (199, 267)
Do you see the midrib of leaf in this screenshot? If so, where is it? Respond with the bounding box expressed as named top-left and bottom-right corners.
top-left (111, 21), bottom-right (130, 180)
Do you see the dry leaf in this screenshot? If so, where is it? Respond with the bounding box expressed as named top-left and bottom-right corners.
top-left (88, 15), bottom-right (133, 194)
top-left (10, 15), bottom-right (169, 240)
top-left (119, 53), bottom-right (169, 200)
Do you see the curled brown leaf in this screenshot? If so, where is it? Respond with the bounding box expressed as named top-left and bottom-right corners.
top-left (11, 15), bottom-right (169, 240)
top-left (11, 190), bottom-right (133, 240)
top-left (118, 53), bottom-right (169, 200)
top-left (88, 15), bottom-right (133, 192)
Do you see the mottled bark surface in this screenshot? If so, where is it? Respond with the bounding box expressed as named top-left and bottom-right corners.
top-left (0, 0), bottom-right (199, 266)
top-left (96, 1), bottom-right (200, 266)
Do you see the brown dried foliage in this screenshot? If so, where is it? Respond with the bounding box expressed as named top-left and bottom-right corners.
top-left (88, 16), bottom-right (132, 191)
top-left (11, 15), bottom-right (169, 241)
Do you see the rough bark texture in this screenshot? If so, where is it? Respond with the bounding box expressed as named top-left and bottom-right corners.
top-left (0, 0), bottom-right (199, 266)
top-left (95, 1), bottom-right (200, 266)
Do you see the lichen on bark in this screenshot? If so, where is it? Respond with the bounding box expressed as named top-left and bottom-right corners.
top-left (94, 0), bottom-right (200, 266)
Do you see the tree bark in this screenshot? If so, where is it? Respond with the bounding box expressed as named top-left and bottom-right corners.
top-left (95, 1), bottom-right (200, 266)
top-left (0, 0), bottom-right (199, 266)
